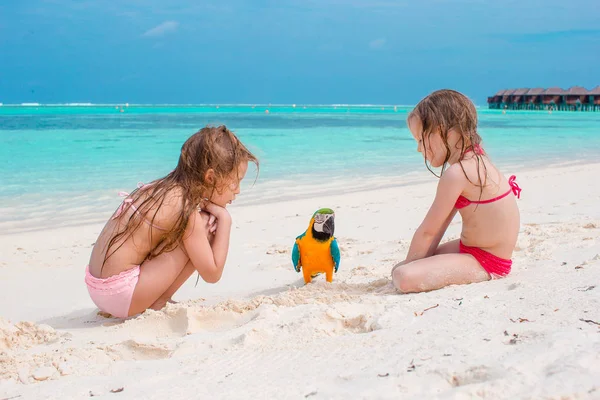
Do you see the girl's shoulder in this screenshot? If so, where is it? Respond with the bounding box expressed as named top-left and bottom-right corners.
top-left (453, 156), bottom-right (505, 194)
top-left (455, 154), bottom-right (500, 178)
top-left (136, 185), bottom-right (186, 229)
top-left (443, 162), bottom-right (470, 184)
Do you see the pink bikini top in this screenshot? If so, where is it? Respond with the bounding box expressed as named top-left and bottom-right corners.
top-left (454, 145), bottom-right (522, 210)
top-left (113, 182), bottom-right (166, 230)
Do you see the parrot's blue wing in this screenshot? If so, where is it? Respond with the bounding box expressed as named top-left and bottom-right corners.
top-left (330, 238), bottom-right (341, 273)
top-left (292, 232), bottom-right (305, 272)
top-left (292, 242), bottom-right (300, 272)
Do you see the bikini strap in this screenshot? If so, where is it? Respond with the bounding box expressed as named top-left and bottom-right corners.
top-left (117, 182), bottom-right (145, 198)
top-left (113, 182), bottom-right (147, 219)
top-left (508, 175), bottom-right (522, 199)
top-left (468, 144), bottom-right (485, 155)
top-left (113, 191), bottom-right (133, 219)
top-left (114, 183), bottom-right (166, 230)
top-left (462, 144), bottom-right (485, 159)
top-left (471, 144), bottom-right (485, 155)
top-left (455, 175), bottom-right (522, 209)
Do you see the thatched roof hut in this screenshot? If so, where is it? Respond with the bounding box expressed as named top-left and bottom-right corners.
top-left (502, 89), bottom-right (517, 102)
top-left (542, 87), bottom-right (566, 95)
top-left (564, 86), bottom-right (589, 104)
top-left (541, 87), bottom-right (565, 104)
top-left (590, 86), bottom-right (600, 104)
top-left (511, 88), bottom-right (529, 103)
top-left (524, 88), bottom-right (545, 103)
top-left (525, 88), bottom-right (545, 95)
top-left (588, 86), bottom-right (600, 95)
top-left (566, 86), bottom-right (589, 95)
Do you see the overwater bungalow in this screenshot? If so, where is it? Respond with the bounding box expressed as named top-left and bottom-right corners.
top-left (523, 88), bottom-right (545, 110)
top-left (487, 86), bottom-right (600, 111)
top-left (592, 86), bottom-right (600, 110)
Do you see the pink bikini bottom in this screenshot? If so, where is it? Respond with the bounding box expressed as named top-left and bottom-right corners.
top-left (459, 241), bottom-right (512, 279)
top-left (85, 265), bottom-right (140, 318)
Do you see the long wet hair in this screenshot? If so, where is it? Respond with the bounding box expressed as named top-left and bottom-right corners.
top-left (103, 125), bottom-right (258, 269)
top-left (408, 89), bottom-right (487, 192)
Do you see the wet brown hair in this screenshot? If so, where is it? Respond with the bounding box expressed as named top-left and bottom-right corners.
top-left (103, 125), bottom-right (258, 269)
top-left (408, 89), bottom-right (487, 191)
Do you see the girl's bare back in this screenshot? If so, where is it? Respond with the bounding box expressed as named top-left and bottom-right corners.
top-left (455, 154), bottom-right (520, 259)
top-left (88, 189), bottom-right (180, 279)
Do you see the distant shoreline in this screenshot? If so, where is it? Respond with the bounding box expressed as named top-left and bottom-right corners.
top-left (2, 103), bottom-right (415, 107)
top-left (2, 103), bottom-right (594, 112)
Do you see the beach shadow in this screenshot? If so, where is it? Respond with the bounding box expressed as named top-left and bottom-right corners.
top-left (246, 278), bottom-right (306, 297)
top-left (38, 307), bottom-right (123, 330)
top-left (246, 277), bottom-right (397, 299)
top-left (329, 279), bottom-right (397, 295)
top-left (40, 278), bottom-right (397, 332)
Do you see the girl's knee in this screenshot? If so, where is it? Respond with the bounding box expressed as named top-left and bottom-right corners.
top-left (392, 267), bottom-right (421, 294)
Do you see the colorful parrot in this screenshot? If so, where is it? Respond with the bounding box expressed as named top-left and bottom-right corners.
top-left (292, 208), bottom-right (341, 283)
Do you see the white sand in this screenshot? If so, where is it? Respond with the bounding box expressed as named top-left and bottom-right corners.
top-left (1, 163), bottom-right (599, 399)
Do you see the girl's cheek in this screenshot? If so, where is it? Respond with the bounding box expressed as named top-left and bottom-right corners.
top-left (425, 146), bottom-right (433, 161)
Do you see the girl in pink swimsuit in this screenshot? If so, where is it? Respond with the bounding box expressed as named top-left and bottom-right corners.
top-left (392, 90), bottom-right (521, 293)
top-left (86, 126), bottom-right (258, 318)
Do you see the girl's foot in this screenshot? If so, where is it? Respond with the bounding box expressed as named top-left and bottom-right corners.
top-left (149, 298), bottom-right (168, 311)
top-left (149, 297), bottom-right (178, 311)
top-left (97, 310), bottom-right (114, 318)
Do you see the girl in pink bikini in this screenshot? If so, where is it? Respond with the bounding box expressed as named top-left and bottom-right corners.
top-left (86, 125), bottom-right (258, 318)
top-left (392, 89), bottom-right (521, 293)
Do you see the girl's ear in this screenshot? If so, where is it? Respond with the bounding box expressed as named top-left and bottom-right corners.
top-left (204, 169), bottom-right (215, 185)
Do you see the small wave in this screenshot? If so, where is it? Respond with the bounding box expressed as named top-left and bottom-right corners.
top-left (37, 103), bottom-right (97, 107)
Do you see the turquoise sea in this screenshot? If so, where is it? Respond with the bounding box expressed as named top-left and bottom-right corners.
top-left (1, 104), bottom-right (600, 232)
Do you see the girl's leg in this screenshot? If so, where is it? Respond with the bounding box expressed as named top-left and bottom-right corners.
top-left (148, 261), bottom-right (196, 310)
top-left (392, 252), bottom-right (490, 293)
top-left (145, 231), bottom-right (216, 312)
top-left (128, 245), bottom-right (193, 316)
top-left (391, 239), bottom-right (460, 275)
top-left (434, 239), bottom-right (460, 255)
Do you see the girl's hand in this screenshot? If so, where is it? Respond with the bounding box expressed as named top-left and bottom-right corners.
top-left (199, 211), bottom-right (218, 237)
top-left (203, 202), bottom-right (232, 225)
top-left (185, 202), bottom-right (232, 284)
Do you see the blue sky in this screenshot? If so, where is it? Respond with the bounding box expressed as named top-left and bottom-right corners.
top-left (1, 0), bottom-right (599, 104)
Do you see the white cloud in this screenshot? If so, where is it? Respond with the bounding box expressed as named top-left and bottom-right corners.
top-left (142, 20), bottom-right (179, 37)
top-left (369, 38), bottom-right (386, 49)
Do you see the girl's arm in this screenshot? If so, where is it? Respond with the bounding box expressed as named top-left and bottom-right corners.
top-left (403, 167), bottom-right (465, 263)
top-left (426, 208), bottom-right (458, 256)
top-left (182, 203), bottom-right (232, 283)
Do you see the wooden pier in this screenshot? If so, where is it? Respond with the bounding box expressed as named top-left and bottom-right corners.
top-left (487, 86), bottom-right (600, 111)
